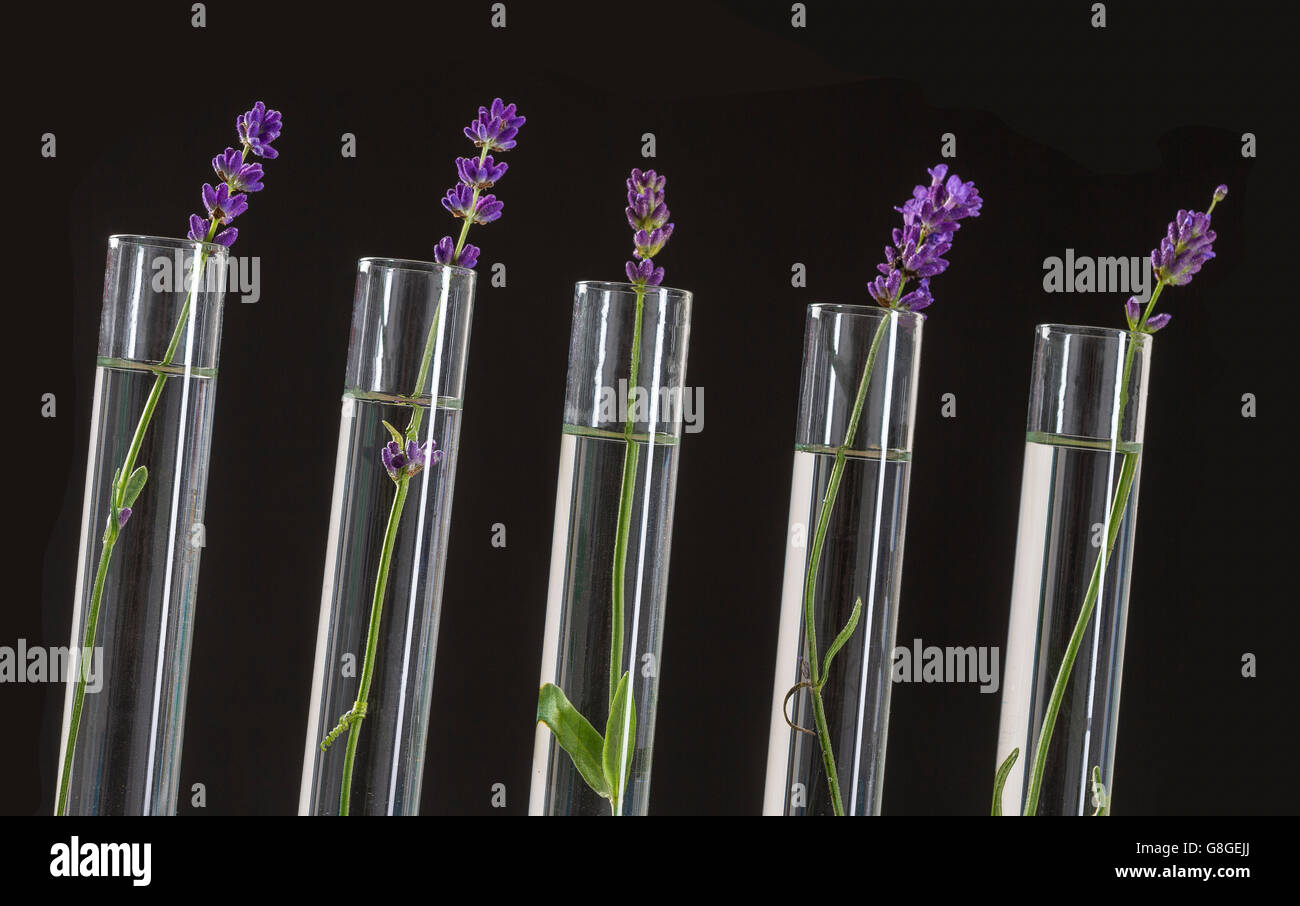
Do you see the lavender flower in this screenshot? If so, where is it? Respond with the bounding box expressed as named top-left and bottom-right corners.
top-left (188, 214), bottom-right (237, 247)
top-left (464, 99), bottom-right (526, 152)
top-left (625, 257), bottom-right (664, 286)
top-left (380, 438), bottom-right (444, 482)
top-left (1151, 209), bottom-right (1217, 286)
top-left (1125, 185), bottom-right (1227, 334)
top-left (434, 236), bottom-right (480, 269)
top-left (441, 184), bottom-right (503, 224)
top-left (456, 155), bottom-right (508, 189)
top-left (433, 99), bottom-right (524, 268)
top-left (212, 148), bottom-right (264, 192)
top-left (625, 168), bottom-right (674, 289)
top-left (237, 101), bottom-right (282, 159)
top-left (117, 507), bottom-right (132, 528)
top-left (868, 164), bottom-right (981, 313)
top-left (187, 102), bottom-right (283, 248)
top-left (202, 182), bottom-right (248, 224)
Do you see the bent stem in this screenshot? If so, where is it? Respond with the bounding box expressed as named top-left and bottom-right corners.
top-left (57, 235), bottom-right (217, 816)
top-left (798, 311), bottom-right (890, 816)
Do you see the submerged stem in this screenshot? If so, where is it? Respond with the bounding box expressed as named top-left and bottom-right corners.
top-left (606, 284), bottom-right (647, 816)
top-left (798, 311), bottom-right (891, 816)
top-left (329, 255), bottom-right (459, 813)
top-left (1022, 317), bottom-right (1150, 816)
top-left (57, 236), bottom-right (217, 815)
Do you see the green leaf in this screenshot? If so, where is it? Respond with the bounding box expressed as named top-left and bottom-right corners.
top-left (537, 683), bottom-right (609, 799)
top-left (1090, 765), bottom-right (1109, 816)
top-left (122, 466), bottom-right (148, 508)
top-left (602, 671), bottom-right (637, 808)
top-left (991, 747), bottom-right (1019, 816)
top-left (380, 420), bottom-right (405, 447)
top-left (819, 596), bottom-right (863, 687)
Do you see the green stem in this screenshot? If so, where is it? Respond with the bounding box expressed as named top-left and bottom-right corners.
top-left (337, 478), bottom-right (410, 815)
top-left (57, 228), bottom-right (219, 815)
top-left (800, 312), bottom-right (891, 816)
top-left (1023, 451), bottom-right (1138, 816)
top-left (452, 145), bottom-right (490, 262)
top-left (1021, 286), bottom-right (1159, 816)
top-left (605, 285), bottom-right (647, 817)
top-left (610, 286), bottom-right (646, 709)
top-left (329, 174), bottom-right (476, 812)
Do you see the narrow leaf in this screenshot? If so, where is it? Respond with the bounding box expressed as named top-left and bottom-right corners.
top-left (122, 466), bottom-right (149, 508)
top-left (602, 671), bottom-right (637, 808)
top-left (820, 596), bottom-right (863, 686)
top-left (380, 420), bottom-right (405, 447)
top-left (991, 747), bottom-right (1019, 816)
top-left (1090, 765), bottom-right (1109, 816)
top-left (537, 683), bottom-right (609, 799)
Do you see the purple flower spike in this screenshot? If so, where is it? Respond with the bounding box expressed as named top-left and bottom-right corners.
top-left (1151, 208), bottom-right (1217, 286)
top-left (118, 507), bottom-right (132, 528)
top-left (1124, 184), bottom-right (1227, 336)
top-left (432, 101), bottom-right (522, 266)
top-left (625, 168), bottom-right (674, 287)
top-left (463, 98), bottom-right (526, 152)
top-left (213, 147), bottom-right (264, 192)
top-left (201, 182), bottom-right (248, 225)
top-left (456, 154), bottom-right (508, 189)
top-left (185, 102), bottom-right (282, 250)
top-left (237, 101), bottom-right (283, 159)
top-left (870, 164), bottom-right (980, 312)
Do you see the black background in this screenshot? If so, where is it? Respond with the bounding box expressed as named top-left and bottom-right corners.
top-left (3, 0), bottom-right (1295, 816)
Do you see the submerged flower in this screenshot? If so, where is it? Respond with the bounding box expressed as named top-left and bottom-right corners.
top-left (870, 164), bottom-right (980, 313)
top-left (212, 147), bottom-right (264, 192)
top-left (381, 438), bottom-right (443, 481)
top-left (464, 98), bottom-right (526, 152)
top-left (625, 168), bottom-right (674, 287)
top-left (237, 101), bottom-right (282, 159)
